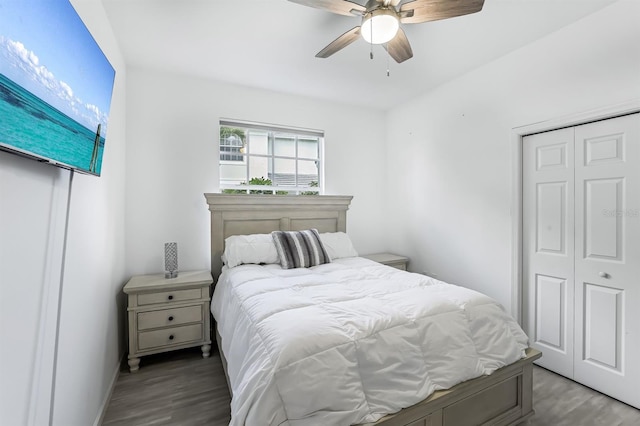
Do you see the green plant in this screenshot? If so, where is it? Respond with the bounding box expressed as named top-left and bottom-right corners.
top-left (222, 177), bottom-right (288, 195)
top-left (300, 180), bottom-right (319, 196)
top-left (223, 178), bottom-right (319, 195)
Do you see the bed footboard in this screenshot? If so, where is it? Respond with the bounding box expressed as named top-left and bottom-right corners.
top-left (216, 327), bottom-right (540, 426)
top-left (365, 348), bottom-right (541, 426)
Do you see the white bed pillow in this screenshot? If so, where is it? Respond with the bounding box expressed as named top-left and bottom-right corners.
top-left (319, 232), bottom-right (358, 260)
top-left (223, 234), bottom-right (280, 268)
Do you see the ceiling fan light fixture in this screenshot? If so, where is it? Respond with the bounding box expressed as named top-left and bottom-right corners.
top-left (361, 9), bottom-right (399, 44)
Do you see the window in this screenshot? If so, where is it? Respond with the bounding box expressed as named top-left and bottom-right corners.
top-left (219, 120), bottom-right (324, 195)
top-left (219, 128), bottom-right (245, 162)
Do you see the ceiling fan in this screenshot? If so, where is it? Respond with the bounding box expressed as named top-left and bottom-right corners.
top-left (288, 0), bottom-right (485, 63)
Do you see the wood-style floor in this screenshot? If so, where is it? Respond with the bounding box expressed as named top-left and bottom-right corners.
top-left (103, 348), bottom-right (231, 426)
top-left (103, 348), bottom-right (640, 426)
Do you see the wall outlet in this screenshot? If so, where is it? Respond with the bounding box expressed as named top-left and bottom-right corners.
top-left (421, 271), bottom-right (438, 278)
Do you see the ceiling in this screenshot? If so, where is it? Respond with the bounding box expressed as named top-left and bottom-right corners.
top-left (102, 0), bottom-right (618, 110)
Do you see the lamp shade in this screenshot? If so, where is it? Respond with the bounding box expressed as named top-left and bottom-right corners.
top-left (361, 9), bottom-right (399, 44)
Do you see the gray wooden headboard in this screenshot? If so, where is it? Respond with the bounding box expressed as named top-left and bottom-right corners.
top-left (204, 193), bottom-right (353, 280)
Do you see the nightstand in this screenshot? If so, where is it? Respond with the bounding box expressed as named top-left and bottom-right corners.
top-left (123, 270), bottom-right (213, 372)
top-left (362, 253), bottom-right (409, 270)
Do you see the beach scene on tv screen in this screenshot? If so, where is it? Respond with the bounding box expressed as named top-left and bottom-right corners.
top-left (0, 0), bottom-right (115, 175)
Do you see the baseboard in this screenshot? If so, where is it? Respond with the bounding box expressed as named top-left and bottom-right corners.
top-left (92, 354), bottom-right (123, 426)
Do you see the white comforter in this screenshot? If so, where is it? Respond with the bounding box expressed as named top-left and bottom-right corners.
top-left (212, 257), bottom-right (528, 426)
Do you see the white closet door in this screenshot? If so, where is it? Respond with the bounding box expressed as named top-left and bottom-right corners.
top-left (573, 113), bottom-right (640, 409)
top-left (523, 127), bottom-right (575, 378)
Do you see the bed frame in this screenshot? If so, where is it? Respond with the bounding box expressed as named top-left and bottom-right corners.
top-left (204, 193), bottom-right (541, 426)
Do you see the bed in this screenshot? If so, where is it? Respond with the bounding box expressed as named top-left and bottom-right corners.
top-left (205, 193), bottom-right (541, 426)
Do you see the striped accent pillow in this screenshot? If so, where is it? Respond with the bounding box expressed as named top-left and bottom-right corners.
top-left (271, 229), bottom-right (331, 269)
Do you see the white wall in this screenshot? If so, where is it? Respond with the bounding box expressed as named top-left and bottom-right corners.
top-left (385, 0), bottom-right (640, 311)
top-left (51, 1), bottom-right (128, 423)
top-left (126, 70), bottom-right (388, 276)
top-left (0, 0), bottom-right (127, 424)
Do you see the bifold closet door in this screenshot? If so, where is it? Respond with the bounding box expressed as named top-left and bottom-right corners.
top-left (523, 127), bottom-right (575, 379)
top-left (573, 113), bottom-right (640, 409)
top-left (523, 113), bottom-right (640, 409)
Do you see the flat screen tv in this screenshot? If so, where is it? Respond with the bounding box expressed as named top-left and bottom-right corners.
top-left (0, 0), bottom-right (115, 176)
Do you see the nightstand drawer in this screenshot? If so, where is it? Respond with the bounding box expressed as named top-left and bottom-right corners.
top-left (387, 261), bottom-right (407, 271)
top-left (138, 324), bottom-right (203, 351)
top-left (137, 288), bottom-right (201, 306)
top-left (138, 305), bottom-right (202, 331)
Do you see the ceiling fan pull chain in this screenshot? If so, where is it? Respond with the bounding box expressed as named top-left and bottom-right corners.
top-left (370, 17), bottom-right (374, 59)
top-left (386, 47), bottom-right (390, 76)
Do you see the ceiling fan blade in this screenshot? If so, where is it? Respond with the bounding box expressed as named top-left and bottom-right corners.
top-left (316, 26), bottom-right (362, 58)
top-left (288, 0), bottom-right (366, 17)
top-left (400, 0), bottom-right (484, 24)
top-left (384, 27), bottom-right (413, 63)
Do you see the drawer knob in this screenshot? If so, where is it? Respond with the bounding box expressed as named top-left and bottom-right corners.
top-left (599, 272), bottom-right (610, 279)
top-left (167, 295), bottom-right (174, 300)
top-left (168, 316), bottom-right (174, 321)
top-left (169, 334), bottom-right (175, 340)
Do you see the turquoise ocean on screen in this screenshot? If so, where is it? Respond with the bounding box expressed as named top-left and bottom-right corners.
top-left (0, 73), bottom-right (105, 174)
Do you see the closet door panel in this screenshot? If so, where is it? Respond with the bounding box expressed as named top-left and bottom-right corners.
top-left (534, 274), bottom-right (566, 350)
top-left (584, 178), bottom-right (623, 260)
top-left (523, 128), bottom-right (575, 378)
top-left (583, 283), bottom-right (622, 371)
top-left (574, 113), bottom-right (640, 409)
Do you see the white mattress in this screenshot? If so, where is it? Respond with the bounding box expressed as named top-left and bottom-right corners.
top-left (212, 257), bottom-right (529, 426)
